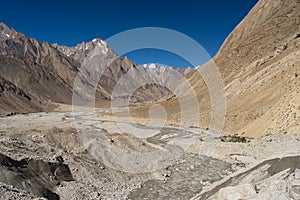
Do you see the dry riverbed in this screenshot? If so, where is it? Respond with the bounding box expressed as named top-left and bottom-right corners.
top-left (0, 111), bottom-right (299, 199)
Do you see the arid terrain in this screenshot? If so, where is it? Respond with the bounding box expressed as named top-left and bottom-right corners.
top-left (0, 110), bottom-right (300, 199)
top-left (130, 0), bottom-right (300, 138)
top-left (0, 0), bottom-right (299, 199)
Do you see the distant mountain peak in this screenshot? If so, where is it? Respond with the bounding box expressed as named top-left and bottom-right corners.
top-left (52, 38), bottom-right (115, 63)
top-left (142, 63), bottom-right (194, 75)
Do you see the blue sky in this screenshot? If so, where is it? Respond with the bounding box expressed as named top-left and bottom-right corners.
top-left (0, 0), bottom-right (258, 68)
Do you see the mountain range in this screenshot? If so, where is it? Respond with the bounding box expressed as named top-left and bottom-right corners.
top-left (0, 23), bottom-right (191, 115)
top-left (0, 0), bottom-right (299, 138)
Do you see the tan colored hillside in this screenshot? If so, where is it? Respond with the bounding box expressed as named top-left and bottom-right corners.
top-left (130, 0), bottom-right (300, 138)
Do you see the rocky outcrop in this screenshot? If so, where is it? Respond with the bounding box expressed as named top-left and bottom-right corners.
top-left (192, 155), bottom-right (300, 200)
top-left (0, 153), bottom-right (74, 200)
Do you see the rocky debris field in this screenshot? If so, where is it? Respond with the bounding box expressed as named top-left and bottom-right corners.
top-left (0, 182), bottom-right (36, 200)
top-left (0, 111), bottom-right (299, 199)
top-left (128, 154), bottom-right (233, 200)
top-left (196, 155), bottom-right (300, 200)
top-left (0, 112), bottom-right (233, 199)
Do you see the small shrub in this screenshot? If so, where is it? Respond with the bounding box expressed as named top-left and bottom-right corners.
top-left (220, 135), bottom-right (250, 143)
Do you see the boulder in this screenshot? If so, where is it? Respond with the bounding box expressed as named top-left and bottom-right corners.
top-left (295, 168), bottom-right (300, 179)
top-left (218, 183), bottom-right (256, 200)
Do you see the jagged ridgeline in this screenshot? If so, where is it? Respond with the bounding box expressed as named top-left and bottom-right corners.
top-left (0, 23), bottom-right (191, 115)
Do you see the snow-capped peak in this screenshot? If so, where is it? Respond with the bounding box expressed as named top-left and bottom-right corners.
top-left (90, 38), bottom-right (108, 54)
top-left (52, 37), bottom-right (117, 64)
top-left (147, 63), bottom-right (157, 69)
top-left (142, 63), bottom-right (195, 75)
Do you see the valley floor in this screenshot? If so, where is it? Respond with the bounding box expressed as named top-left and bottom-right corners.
top-left (0, 110), bottom-right (299, 199)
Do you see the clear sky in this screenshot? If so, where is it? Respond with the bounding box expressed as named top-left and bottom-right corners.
top-left (0, 0), bottom-right (258, 68)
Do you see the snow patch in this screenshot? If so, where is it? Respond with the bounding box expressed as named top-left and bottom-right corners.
top-left (5, 33), bottom-right (10, 38)
top-left (148, 63), bottom-right (156, 69)
top-left (97, 42), bottom-right (108, 54)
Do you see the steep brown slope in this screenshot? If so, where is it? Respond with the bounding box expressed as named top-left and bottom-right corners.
top-left (215, 0), bottom-right (300, 81)
top-left (0, 76), bottom-right (42, 115)
top-left (0, 23), bottom-right (80, 115)
top-left (131, 0), bottom-right (300, 137)
top-left (212, 0), bottom-right (300, 137)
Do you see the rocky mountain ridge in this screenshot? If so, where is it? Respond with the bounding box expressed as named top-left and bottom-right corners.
top-left (0, 23), bottom-right (193, 114)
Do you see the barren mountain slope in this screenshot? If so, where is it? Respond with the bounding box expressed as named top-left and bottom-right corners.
top-left (212, 0), bottom-right (300, 137)
top-left (0, 75), bottom-right (43, 114)
top-left (131, 0), bottom-right (300, 137)
top-left (0, 23), bottom-right (79, 115)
